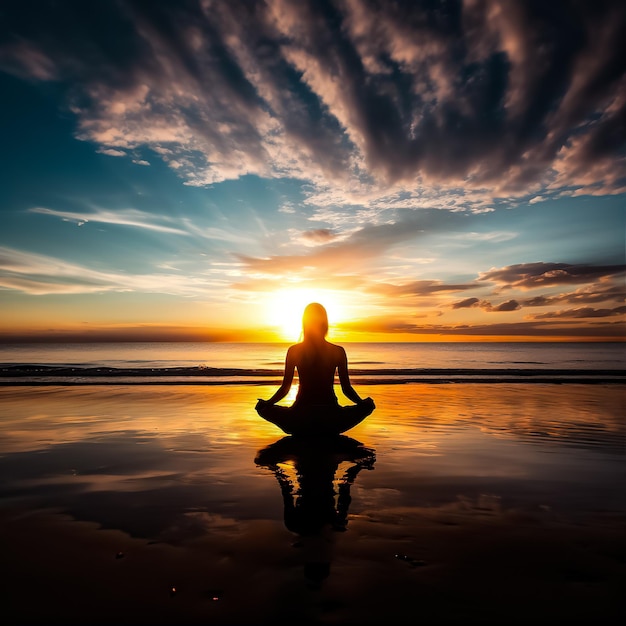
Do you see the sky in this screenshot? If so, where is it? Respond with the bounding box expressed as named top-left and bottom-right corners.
top-left (0, 0), bottom-right (624, 343)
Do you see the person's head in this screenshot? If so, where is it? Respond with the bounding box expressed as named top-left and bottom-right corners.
top-left (302, 303), bottom-right (328, 341)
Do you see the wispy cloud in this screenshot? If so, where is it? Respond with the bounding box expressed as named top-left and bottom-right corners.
top-left (452, 231), bottom-right (517, 243)
top-left (368, 280), bottom-right (478, 298)
top-left (1, 0), bottom-right (624, 208)
top-left (29, 207), bottom-right (189, 235)
top-left (97, 148), bottom-right (126, 157)
top-left (237, 210), bottom-right (475, 274)
top-left (0, 246), bottom-right (218, 296)
top-left (0, 40), bottom-right (56, 80)
top-left (340, 316), bottom-right (625, 339)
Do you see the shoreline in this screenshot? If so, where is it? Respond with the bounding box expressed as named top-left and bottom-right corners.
top-left (1, 365), bottom-right (624, 386)
top-left (2, 377), bottom-right (624, 385)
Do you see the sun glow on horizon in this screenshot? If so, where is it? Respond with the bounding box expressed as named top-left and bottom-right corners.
top-left (263, 289), bottom-right (352, 342)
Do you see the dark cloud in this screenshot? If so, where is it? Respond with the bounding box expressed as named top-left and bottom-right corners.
top-left (523, 295), bottom-right (559, 307)
top-left (494, 299), bottom-right (521, 312)
top-left (299, 229), bottom-right (338, 245)
top-left (452, 298), bottom-right (526, 312)
top-left (452, 297), bottom-right (480, 309)
top-left (454, 281), bottom-right (626, 313)
top-left (531, 305), bottom-right (626, 319)
top-left (480, 262), bottom-right (626, 289)
top-left (522, 283), bottom-right (626, 306)
top-left (481, 299), bottom-right (522, 312)
top-left (0, 0), bottom-right (624, 195)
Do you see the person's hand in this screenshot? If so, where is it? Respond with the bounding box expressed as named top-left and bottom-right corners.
top-left (358, 397), bottom-right (375, 410)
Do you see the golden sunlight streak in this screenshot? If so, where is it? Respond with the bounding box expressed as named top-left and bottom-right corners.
top-left (263, 288), bottom-right (350, 342)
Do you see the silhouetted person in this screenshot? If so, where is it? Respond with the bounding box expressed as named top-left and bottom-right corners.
top-left (256, 303), bottom-right (375, 435)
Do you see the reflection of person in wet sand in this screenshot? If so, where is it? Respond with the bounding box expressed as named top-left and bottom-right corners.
top-left (255, 435), bottom-right (376, 587)
top-left (256, 303), bottom-right (375, 436)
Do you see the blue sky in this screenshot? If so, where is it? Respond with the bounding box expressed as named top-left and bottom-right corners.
top-left (0, 0), bottom-right (624, 341)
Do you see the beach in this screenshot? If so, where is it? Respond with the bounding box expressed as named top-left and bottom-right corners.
top-left (1, 381), bottom-right (624, 625)
top-left (3, 0), bottom-right (626, 622)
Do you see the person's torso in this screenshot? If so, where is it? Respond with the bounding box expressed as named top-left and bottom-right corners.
top-left (293, 341), bottom-right (340, 406)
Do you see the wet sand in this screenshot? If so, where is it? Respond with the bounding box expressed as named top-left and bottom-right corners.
top-left (1, 384), bottom-right (624, 625)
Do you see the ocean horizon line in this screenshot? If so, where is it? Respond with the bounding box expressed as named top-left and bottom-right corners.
top-left (1, 363), bottom-right (624, 386)
top-left (1, 339), bottom-right (625, 344)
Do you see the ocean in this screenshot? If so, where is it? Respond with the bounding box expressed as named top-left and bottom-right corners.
top-left (1, 342), bottom-right (624, 622)
top-left (1, 341), bottom-right (624, 384)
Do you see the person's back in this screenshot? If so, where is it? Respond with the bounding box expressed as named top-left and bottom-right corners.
top-left (290, 340), bottom-right (343, 407)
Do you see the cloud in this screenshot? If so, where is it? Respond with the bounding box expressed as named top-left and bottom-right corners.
top-left (481, 299), bottom-right (521, 312)
top-left (230, 215), bottom-right (482, 301)
top-left (231, 274), bottom-right (365, 294)
top-left (0, 246), bottom-right (218, 296)
top-left (0, 40), bottom-right (56, 80)
top-left (522, 283), bottom-right (626, 306)
top-left (530, 306), bottom-right (626, 320)
top-left (451, 298), bottom-right (521, 312)
top-left (0, 325), bottom-right (260, 343)
top-left (236, 221), bottom-right (416, 275)
top-left (480, 262), bottom-right (626, 290)
top-left (237, 209), bottom-right (477, 275)
top-left (452, 297), bottom-right (480, 309)
top-left (370, 280), bottom-right (477, 298)
top-left (97, 148), bottom-right (126, 157)
top-left (298, 229), bottom-right (339, 246)
top-left (29, 207), bottom-right (189, 235)
top-left (339, 316), bottom-right (626, 339)
top-left (0, 275), bottom-right (108, 296)
top-left (1, 0), bottom-right (624, 203)
top-left (450, 274), bottom-right (626, 314)
top-left (453, 231), bottom-right (517, 243)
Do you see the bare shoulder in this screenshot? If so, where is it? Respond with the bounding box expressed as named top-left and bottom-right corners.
top-left (326, 341), bottom-right (347, 360)
top-left (287, 342), bottom-right (305, 358)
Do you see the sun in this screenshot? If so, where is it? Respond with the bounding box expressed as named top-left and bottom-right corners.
top-left (264, 288), bottom-right (349, 342)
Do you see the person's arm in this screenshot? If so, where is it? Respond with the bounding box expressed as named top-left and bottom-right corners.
top-left (260, 347), bottom-right (296, 405)
top-left (338, 347), bottom-right (366, 404)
